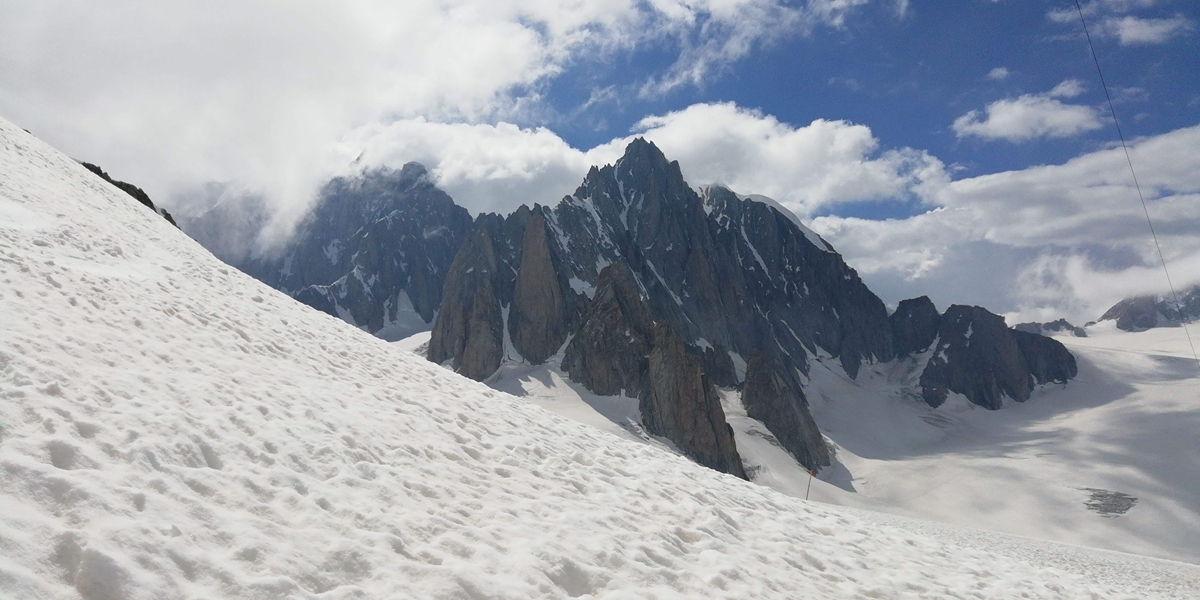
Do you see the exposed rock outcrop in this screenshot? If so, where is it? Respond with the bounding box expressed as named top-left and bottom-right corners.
top-left (1014, 319), bottom-right (1087, 338)
top-left (646, 323), bottom-right (746, 478)
top-left (561, 261), bottom-right (746, 478)
top-left (1098, 285), bottom-right (1200, 331)
top-left (741, 353), bottom-right (829, 472)
top-left (1013, 330), bottom-right (1078, 385)
top-left (432, 139), bottom-right (902, 474)
top-left (508, 213), bottom-right (580, 363)
top-left (80, 161), bottom-right (177, 227)
top-left (198, 164), bottom-right (475, 340)
top-left (891, 296), bottom-right (941, 355)
top-left (426, 223), bottom-right (506, 379)
top-left (920, 306), bottom-right (1029, 409)
top-left (560, 261), bottom-right (654, 397)
top-left (918, 305), bottom-right (1075, 409)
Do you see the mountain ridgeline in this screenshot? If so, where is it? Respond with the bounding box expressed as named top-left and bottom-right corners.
top-left (239, 164), bottom-right (475, 341)
top-left (426, 139), bottom-right (1077, 476)
top-left (1097, 285), bottom-right (1200, 332)
top-left (184, 139), bottom-right (1078, 478)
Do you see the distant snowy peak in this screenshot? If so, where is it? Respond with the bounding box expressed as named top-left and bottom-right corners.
top-left (187, 163), bottom-right (475, 340)
top-left (1014, 319), bottom-right (1087, 338)
top-left (1098, 284), bottom-right (1200, 332)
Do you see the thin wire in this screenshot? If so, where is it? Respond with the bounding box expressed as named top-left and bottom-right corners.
top-left (1074, 0), bottom-right (1200, 372)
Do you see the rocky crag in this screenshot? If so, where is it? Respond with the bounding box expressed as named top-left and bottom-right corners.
top-left (1014, 319), bottom-right (1087, 338)
top-left (183, 139), bottom-right (1080, 480)
top-left (428, 139), bottom-right (897, 475)
top-left (80, 161), bottom-right (177, 227)
top-left (429, 139), bottom-right (1079, 477)
top-left (910, 303), bottom-right (1077, 409)
top-left (191, 164), bottom-right (476, 341)
top-left (1097, 285), bottom-right (1200, 331)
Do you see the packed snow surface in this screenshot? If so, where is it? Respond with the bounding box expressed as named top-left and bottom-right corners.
top-left (800, 323), bottom-right (1200, 566)
top-left (2, 118), bottom-right (1199, 599)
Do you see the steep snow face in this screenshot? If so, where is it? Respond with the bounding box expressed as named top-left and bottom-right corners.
top-left (1, 119), bottom-right (1198, 600)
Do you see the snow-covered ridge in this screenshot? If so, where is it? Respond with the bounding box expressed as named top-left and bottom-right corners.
top-left (1, 118), bottom-right (1197, 598)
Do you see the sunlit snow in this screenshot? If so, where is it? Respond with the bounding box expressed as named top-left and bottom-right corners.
top-left (2, 117), bottom-right (1199, 599)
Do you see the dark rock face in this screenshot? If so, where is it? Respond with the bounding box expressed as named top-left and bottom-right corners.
top-left (1099, 285), bottom-right (1200, 331)
top-left (561, 262), bottom-right (654, 397)
top-left (1013, 330), bottom-right (1078, 385)
top-left (433, 138), bottom-right (902, 474)
top-left (700, 185), bottom-right (895, 379)
top-left (918, 305), bottom-right (1076, 409)
top-left (741, 353), bottom-right (830, 472)
top-left (920, 306), bottom-right (1029, 409)
top-left (218, 164), bottom-right (474, 340)
top-left (508, 213), bottom-right (580, 363)
top-left (1100, 296), bottom-right (1160, 332)
top-left (645, 323), bottom-right (747, 478)
top-left (1014, 319), bottom-right (1087, 338)
top-left (561, 262), bottom-right (745, 478)
top-left (80, 162), bottom-right (177, 227)
top-left (891, 296), bottom-right (942, 355)
top-left (427, 220), bottom-right (510, 380)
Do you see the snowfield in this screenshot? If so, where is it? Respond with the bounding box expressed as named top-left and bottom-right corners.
top-left (2, 117), bottom-right (1199, 599)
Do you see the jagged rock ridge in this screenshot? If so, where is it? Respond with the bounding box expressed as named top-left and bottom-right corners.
top-left (79, 161), bottom-right (177, 227)
top-left (909, 304), bottom-right (1078, 409)
top-left (431, 139), bottom-right (910, 476)
top-left (1098, 285), bottom-right (1200, 332)
top-left (214, 164), bottom-right (475, 340)
top-left (1014, 319), bottom-right (1087, 338)
top-left (180, 138), bottom-right (1080, 481)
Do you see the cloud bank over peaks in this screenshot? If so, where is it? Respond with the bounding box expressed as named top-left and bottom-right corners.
top-left (812, 124), bottom-right (1200, 323)
top-left (344, 102), bottom-right (948, 219)
top-left (0, 0), bottom-right (888, 223)
top-left (952, 79), bottom-right (1104, 142)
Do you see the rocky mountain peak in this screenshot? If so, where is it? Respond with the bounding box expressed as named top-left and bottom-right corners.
top-left (915, 304), bottom-right (1077, 409)
top-left (1098, 284), bottom-right (1200, 331)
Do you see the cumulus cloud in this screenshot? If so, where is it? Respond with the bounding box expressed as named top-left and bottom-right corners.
top-left (341, 119), bottom-right (594, 216)
top-left (0, 0), bottom-right (875, 219)
top-left (338, 102), bottom-right (945, 219)
top-left (812, 125), bottom-right (1200, 323)
top-left (1048, 1), bottom-right (1193, 46)
top-left (1102, 14), bottom-right (1193, 44)
top-left (987, 67), bottom-right (1011, 81)
top-left (952, 80), bottom-right (1103, 142)
top-left (610, 103), bottom-right (947, 215)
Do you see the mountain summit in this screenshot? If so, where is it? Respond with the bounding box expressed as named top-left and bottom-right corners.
top-left (428, 139), bottom-right (1078, 475)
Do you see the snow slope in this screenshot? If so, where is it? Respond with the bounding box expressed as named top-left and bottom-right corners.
top-left (2, 118), bottom-right (1199, 599)
top-left (800, 323), bottom-right (1200, 565)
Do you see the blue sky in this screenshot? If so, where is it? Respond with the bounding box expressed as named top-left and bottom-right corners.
top-left (549, 0), bottom-right (1199, 202)
top-left (1, 0), bottom-right (1198, 322)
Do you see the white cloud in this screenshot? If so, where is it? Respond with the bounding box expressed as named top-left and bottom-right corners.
top-left (987, 67), bottom-right (1011, 81)
top-left (613, 103), bottom-right (947, 215)
top-left (339, 102), bottom-right (945, 219)
top-left (1047, 79), bottom-right (1087, 98)
top-left (1048, 2), bottom-right (1193, 45)
top-left (637, 0), bottom-right (874, 96)
top-left (952, 80), bottom-right (1103, 142)
top-left (0, 0), bottom-right (874, 217)
top-left (812, 125), bottom-right (1200, 323)
top-left (1103, 15), bottom-right (1193, 45)
top-left (342, 119), bottom-right (594, 217)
